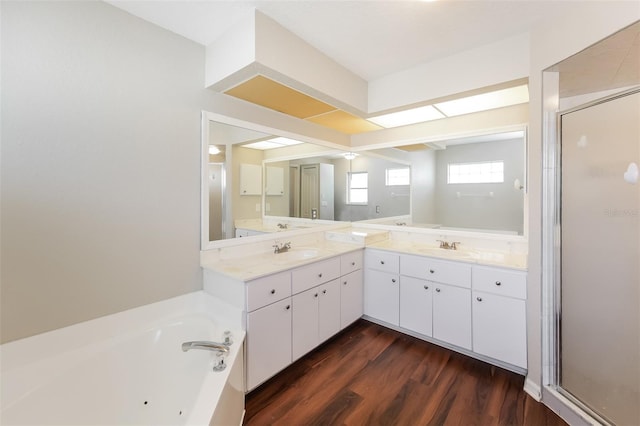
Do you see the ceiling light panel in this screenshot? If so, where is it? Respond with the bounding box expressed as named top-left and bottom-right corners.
top-left (367, 105), bottom-right (445, 128)
top-left (267, 137), bottom-right (304, 146)
top-left (241, 136), bottom-right (305, 150)
top-left (434, 85), bottom-right (529, 117)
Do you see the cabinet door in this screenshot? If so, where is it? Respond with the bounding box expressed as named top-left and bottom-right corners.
top-left (433, 283), bottom-right (471, 349)
top-left (400, 276), bottom-right (433, 337)
top-left (472, 290), bottom-right (527, 368)
top-left (246, 298), bottom-right (292, 390)
top-left (240, 163), bottom-right (262, 195)
top-left (364, 269), bottom-right (399, 325)
top-left (265, 166), bottom-right (284, 195)
top-left (292, 288), bottom-right (319, 361)
top-left (340, 269), bottom-right (363, 329)
top-left (319, 279), bottom-right (341, 342)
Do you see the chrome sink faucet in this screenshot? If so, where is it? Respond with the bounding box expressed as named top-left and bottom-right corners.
top-left (277, 223), bottom-right (288, 229)
top-left (437, 240), bottom-right (461, 250)
top-left (273, 241), bottom-right (292, 254)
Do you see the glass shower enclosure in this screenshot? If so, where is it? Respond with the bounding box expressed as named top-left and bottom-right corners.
top-left (559, 89), bottom-right (639, 425)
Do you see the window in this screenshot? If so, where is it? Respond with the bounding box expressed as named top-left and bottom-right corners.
top-left (347, 172), bottom-right (368, 204)
top-left (385, 167), bottom-right (410, 186)
top-left (447, 161), bottom-right (504, 184)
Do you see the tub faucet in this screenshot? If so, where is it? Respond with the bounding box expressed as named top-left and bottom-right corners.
top-left (181, 341), bottom-right (229, 354)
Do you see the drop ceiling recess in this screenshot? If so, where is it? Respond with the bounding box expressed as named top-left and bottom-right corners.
top-left (225, 75), bottom-right (529, 135)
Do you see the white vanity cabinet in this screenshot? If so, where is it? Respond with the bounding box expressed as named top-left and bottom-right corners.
top-left (292, 279), bottom-right (340, 361)
top-left (399, 275), bottom-right (433, 336)
top-left (340, 250), bottom-right (364, 329)
top-left (203, 247), bottom-right (365, 391)
top-left (290, 256), bottom-right (341, 362)
top-left (364, 250), bottom-right (400, 325)
top-left (401, 254), bottom-right (472, 350)
top-left (362, 247), bottom-right (526, 373)
top-left (244, 271), bottom-right (292, 390)
top-left (472, 266), bottom-right (527, 368)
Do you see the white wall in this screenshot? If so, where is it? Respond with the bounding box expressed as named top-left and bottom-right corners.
top-left (0, 1), bottom-right (219, 343)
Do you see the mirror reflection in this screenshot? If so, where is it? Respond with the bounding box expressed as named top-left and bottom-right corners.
top-left (204, 117), bottom-right (526, 244)
top-left (371, 131), bottom-right (526, 235)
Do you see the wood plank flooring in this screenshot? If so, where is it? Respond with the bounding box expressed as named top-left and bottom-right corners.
top-left (245, 320), bottom-right (567, 426)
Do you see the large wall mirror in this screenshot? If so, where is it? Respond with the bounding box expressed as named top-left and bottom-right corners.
top-left (202, 111), bottom-right (527, 248)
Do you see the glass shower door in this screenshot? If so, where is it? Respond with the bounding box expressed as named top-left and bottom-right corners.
top-left (559, 90), bottom-right (640, 425)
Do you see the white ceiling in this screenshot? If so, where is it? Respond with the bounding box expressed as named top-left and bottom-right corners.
top-left (106, 0), bottom-right (575, 81)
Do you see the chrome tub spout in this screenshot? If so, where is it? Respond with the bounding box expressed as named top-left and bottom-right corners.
top-left (181, 341), bottom-right (229, 354)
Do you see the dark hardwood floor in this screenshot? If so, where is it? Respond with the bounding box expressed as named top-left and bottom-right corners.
top-left (245, 320), bottom-right (567, 426)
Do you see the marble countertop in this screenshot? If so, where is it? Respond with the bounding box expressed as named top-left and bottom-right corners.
top-left (200, 240), bottom-right (363, 281)
top-left (367, 240), bottom-right (527, 270)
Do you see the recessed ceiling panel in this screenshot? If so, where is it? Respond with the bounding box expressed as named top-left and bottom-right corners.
top-left (306, 110), bottom-right (383, 134)
top-left (225, 75), bottom-right (336, 119)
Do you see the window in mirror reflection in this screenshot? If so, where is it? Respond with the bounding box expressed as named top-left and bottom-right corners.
top-left (347, 172), bottom-right (368, 204)
top-left (447, 161), bottom-right (504, 184)
top-left (386, 167), bottom-right (411, 186)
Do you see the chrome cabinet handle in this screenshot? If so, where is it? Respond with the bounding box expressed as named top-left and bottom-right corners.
top-left (495, 281), bottom-right (501, 286)
top-left (351, 262), bottom-right (356, 266)
top-left (285, 305), bottom-right (291, 310)
top-left (270, 289), bottom-right (276, 294)
top-left (391, 278), bottom-right (396, 283)
top-left (314, 293), bottom-right (318, 298)
top-left (343, 281), bottom-right (347, 285)
top-left (322, 289), bottom-right (327, 294)
top-left (423, 285), bottom-right (429, 290)
top-left (429, 269), bottom-right (435, 274)
top-left (477, 297), bottom-right (483, 302)
top-left (318, 273), bottom-right (323, 278)
top-left (436, 288), bottom-right (441, 292)
top-left (380, 260), bottom-right (385, 265)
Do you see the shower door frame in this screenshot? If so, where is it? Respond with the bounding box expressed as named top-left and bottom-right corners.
top-left (541, 84), bottom-right (640, 425)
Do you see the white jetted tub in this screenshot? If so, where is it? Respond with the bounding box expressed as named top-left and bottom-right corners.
top-left (0, 291), bottom-right (245, 426)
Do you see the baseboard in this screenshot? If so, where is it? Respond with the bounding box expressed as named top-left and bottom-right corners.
top-left (524, 377), bottom-right (542, 401)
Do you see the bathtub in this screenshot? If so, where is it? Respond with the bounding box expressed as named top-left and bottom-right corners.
top-left (0, 291), bottom-right (245, 426)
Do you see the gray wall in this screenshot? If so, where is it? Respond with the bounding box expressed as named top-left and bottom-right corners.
top-left (434, 139), bottom-right (524, 234)
top-left (1, 1), bottom-right (219, 343)
top-left (410, 149), bottom-right (437, 224)
top-left (336, 156), bottom-right (411, 221)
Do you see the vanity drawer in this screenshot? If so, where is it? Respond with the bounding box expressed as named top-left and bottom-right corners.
top-left (365, 249), bottom-right (400, 274)
top-left (292, 257), bottom-right (341, 294)
top-left (401, 254), bottom-right (471, 288)
top-left (472, 266), bottom-right (526, 299)
top-left (246, 271), bottom-right (292, 312)
top-left (341, 250), bottom-right (363, 275)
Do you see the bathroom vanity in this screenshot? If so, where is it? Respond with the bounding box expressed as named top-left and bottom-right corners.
top-left (201, 235), bottom-right (364, 391)
top-left (201, 226), bottom-right (527, 391)
top-left (365, 245), bottom-right (527, 372)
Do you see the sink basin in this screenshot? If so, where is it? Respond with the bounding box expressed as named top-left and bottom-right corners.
top-left (273, 249), bottom-right (320, 263)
